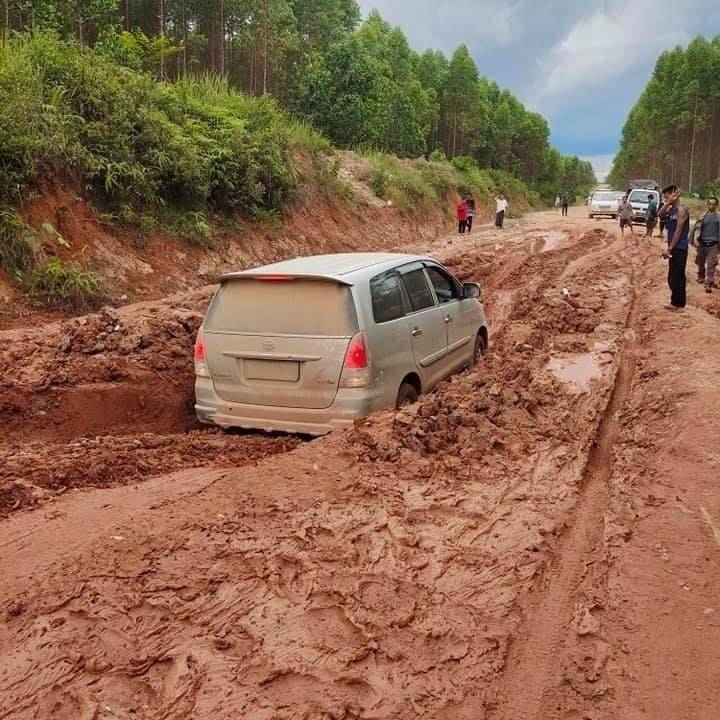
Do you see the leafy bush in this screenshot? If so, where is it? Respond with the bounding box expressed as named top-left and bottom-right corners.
top-left (362, 154), bottom-right (436, 213)
top-left (0, 34), bottom-right (322, 224)
top-left (23, 257), bottom-right (102, 310)
top-left (0, 208), bottom-right (36, 277)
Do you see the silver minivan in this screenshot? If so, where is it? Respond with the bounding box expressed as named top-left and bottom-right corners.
top-left (194, 253), bottom-right (488, 435)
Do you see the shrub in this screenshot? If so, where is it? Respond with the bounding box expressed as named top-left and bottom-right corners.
top-left (0, 207), bottom-right (36, 277)
top-left (0, 35), bottom-right (313, 224)
top-left (23, 258), bottom-right (102, 310)
top-left (362, 153), bottom-right (435, 213)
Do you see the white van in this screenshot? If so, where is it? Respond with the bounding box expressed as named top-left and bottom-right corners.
top-left (194, 253), bottom-right (489, 435)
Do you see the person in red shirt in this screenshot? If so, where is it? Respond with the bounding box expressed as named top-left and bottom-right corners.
top-left (457, 199), bottom-right (468, 234)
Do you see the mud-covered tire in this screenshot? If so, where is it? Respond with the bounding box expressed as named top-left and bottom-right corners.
top-left (396, 382), bottom-right (419, 409)
top-left (473, 332), bottom-right (488, 364)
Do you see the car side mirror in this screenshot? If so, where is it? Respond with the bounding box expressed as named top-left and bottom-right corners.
top-left (463, 282), bottom-right (481, 299)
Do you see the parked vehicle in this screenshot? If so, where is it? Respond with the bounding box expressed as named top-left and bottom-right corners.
top-left (628, 179), bottom-right (659, 192)
top-left (588, 190), bottom-right (623, 219)
top-left (194, 253), bottom-right (488, 435)
top-left (628, 188), bottom-right (660, 222)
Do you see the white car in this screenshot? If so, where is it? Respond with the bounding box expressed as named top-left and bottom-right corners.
top-left (628, 188), bottom-right (660, 223)
top-left (588, 190), bottom-right (623, 219)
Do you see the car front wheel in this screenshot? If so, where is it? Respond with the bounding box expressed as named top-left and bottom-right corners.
top-left (473, 332), bottom-right (488, 363)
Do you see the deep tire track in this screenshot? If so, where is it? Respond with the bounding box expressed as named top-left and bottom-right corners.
top-left (491, 250), bottom-right (643, 720)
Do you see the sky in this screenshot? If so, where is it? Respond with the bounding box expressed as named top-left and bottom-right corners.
top-left (356, 0), bottom-right (720, 181)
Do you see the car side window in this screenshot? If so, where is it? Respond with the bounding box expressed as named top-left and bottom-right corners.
top-left (425, 266), bottom-right (460, 304)
top-left (400, 268), bottom-right (435, 312)
top-left (370, 271), bottom-right (406, 323)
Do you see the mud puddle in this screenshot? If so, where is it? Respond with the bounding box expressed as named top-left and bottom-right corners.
top-left (548, 353), bottom-right (604, 393)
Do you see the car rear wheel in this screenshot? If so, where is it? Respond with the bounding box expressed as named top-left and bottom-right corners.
top-left (396, 382), bottom-right (419, 409)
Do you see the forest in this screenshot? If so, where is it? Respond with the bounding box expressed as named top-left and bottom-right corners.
top-left (609, 35), bottom-right (720, 194)
top-left (1, 0), bottom-right (595, 200)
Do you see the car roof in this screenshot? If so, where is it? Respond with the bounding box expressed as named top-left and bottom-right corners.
top-left (221, 253), bottom-right (432, 283)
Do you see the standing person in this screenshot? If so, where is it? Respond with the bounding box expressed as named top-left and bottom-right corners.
top-left (645, 193), bottom-right (658, 238)
top-left (495, 193), bottom-right (508, 228)
top-left (561, 194), bottom-right (569, 216)
top-left (618, 194), bottom-right (634, 237)
top-left (465, 195), bottom-right (476, 233)
top-left (555, 194), bottom-right (561, 210)
top-left (692, 196), bottom-right (720, 293)
top-left (658, 184), bottom-right (690, 310)
top-left (456, 198), bottom-right (468, 235)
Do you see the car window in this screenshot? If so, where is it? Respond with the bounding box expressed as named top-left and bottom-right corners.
top-left (370, 271), bottom-right (406, 323)
top-left (425, 266), bottom-right (460, 303)
top-left (629, 190), bottom-right (657, 204)
top-left (400, 268), bottom-right (435, 312)
top-left (205, 279), bottom-right (359, 336)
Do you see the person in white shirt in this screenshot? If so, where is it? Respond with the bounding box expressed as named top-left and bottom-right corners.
top-left (495, 194), bottom-right (508, 228)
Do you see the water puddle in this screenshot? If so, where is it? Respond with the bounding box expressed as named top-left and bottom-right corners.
top-left (548, 353), bottom-right (603, 394)
top-left (530, 231), bottom-right (569, 253)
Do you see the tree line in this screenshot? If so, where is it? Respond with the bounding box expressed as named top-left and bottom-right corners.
top-left (2, 1), bottom-right (595, 199)
top-left (610, 35), bottom-right (720, 193)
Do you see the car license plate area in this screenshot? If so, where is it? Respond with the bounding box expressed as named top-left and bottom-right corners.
top-left (244, 359), bottom-right (300, 382)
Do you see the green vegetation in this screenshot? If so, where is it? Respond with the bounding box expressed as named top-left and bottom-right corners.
top-left (0, 36), bottom-right (303, 216)
top-left (360, 154), bottom-right (537, 215)
top-left (2, 2), bottom-right (594, 202)
top-left (23, 257), bottom-right (102, 310)
top-left (0, 208), bottom-right (35, 278)
top-left (610, 35), bottom-right (720, 193)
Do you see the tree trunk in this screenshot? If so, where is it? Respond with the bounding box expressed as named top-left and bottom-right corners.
top-left (124, 0), bottom-right (129, 31)
top-left (2, 0), bottom-right (9, 46)
top-left (159, 0), bottom-right (165, 78)
top-left (262, 9), bottom-right (268, 94)
top-left (451, 106), bottom-right (458, 158)
top-left (219, 0), bottom-right (225, 75)
top-left (688, 94), bottom-right (699, 192)
top-left (182, 0), bottom-right (187, 76)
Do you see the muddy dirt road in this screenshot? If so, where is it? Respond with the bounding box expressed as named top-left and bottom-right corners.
top-left (1, 209), bottom-right (719, 719)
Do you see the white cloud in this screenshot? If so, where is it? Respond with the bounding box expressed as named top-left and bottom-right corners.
top-left (359, 0), bottom-right (524, 51)
top-left (581, 154), bottom-right (616, 183)
top-left (531, 0), bottom-right (693, 114)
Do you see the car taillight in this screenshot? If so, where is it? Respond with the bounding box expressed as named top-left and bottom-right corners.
top-left (194, 328), bottom-right (210, 378)
top-left (340, 332), bottom-right (371, 388)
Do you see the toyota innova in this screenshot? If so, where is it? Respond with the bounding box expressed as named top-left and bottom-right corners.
top-left (194, 253), bottom-right (488, 435)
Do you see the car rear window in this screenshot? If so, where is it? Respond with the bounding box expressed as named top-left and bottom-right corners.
top-left (370, 271), bottom-right (406, 323)
top-left (593, 192), bottom-right (617, 201)
top-left (400, 268), bottom-right (435, 312)
top-left (205, 278), bottom-right (359, 336)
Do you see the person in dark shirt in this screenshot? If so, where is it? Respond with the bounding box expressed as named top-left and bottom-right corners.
top-left (465, 196), bottom-right (476, 233)
top-left (692, 196), bottom-right (720, 292)
top-left (657, 184), bottom-right (690, 309)
top-left (645, 194), bottom-right (658, 237)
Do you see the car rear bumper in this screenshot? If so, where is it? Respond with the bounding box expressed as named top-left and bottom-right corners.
top-left (194, 377), bottom-right (376, 435)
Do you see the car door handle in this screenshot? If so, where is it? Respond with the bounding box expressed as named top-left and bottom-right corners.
top-left (444, 315), bottom-right (453, 324)
top-left (412, 327), bottom-right (422, 337)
